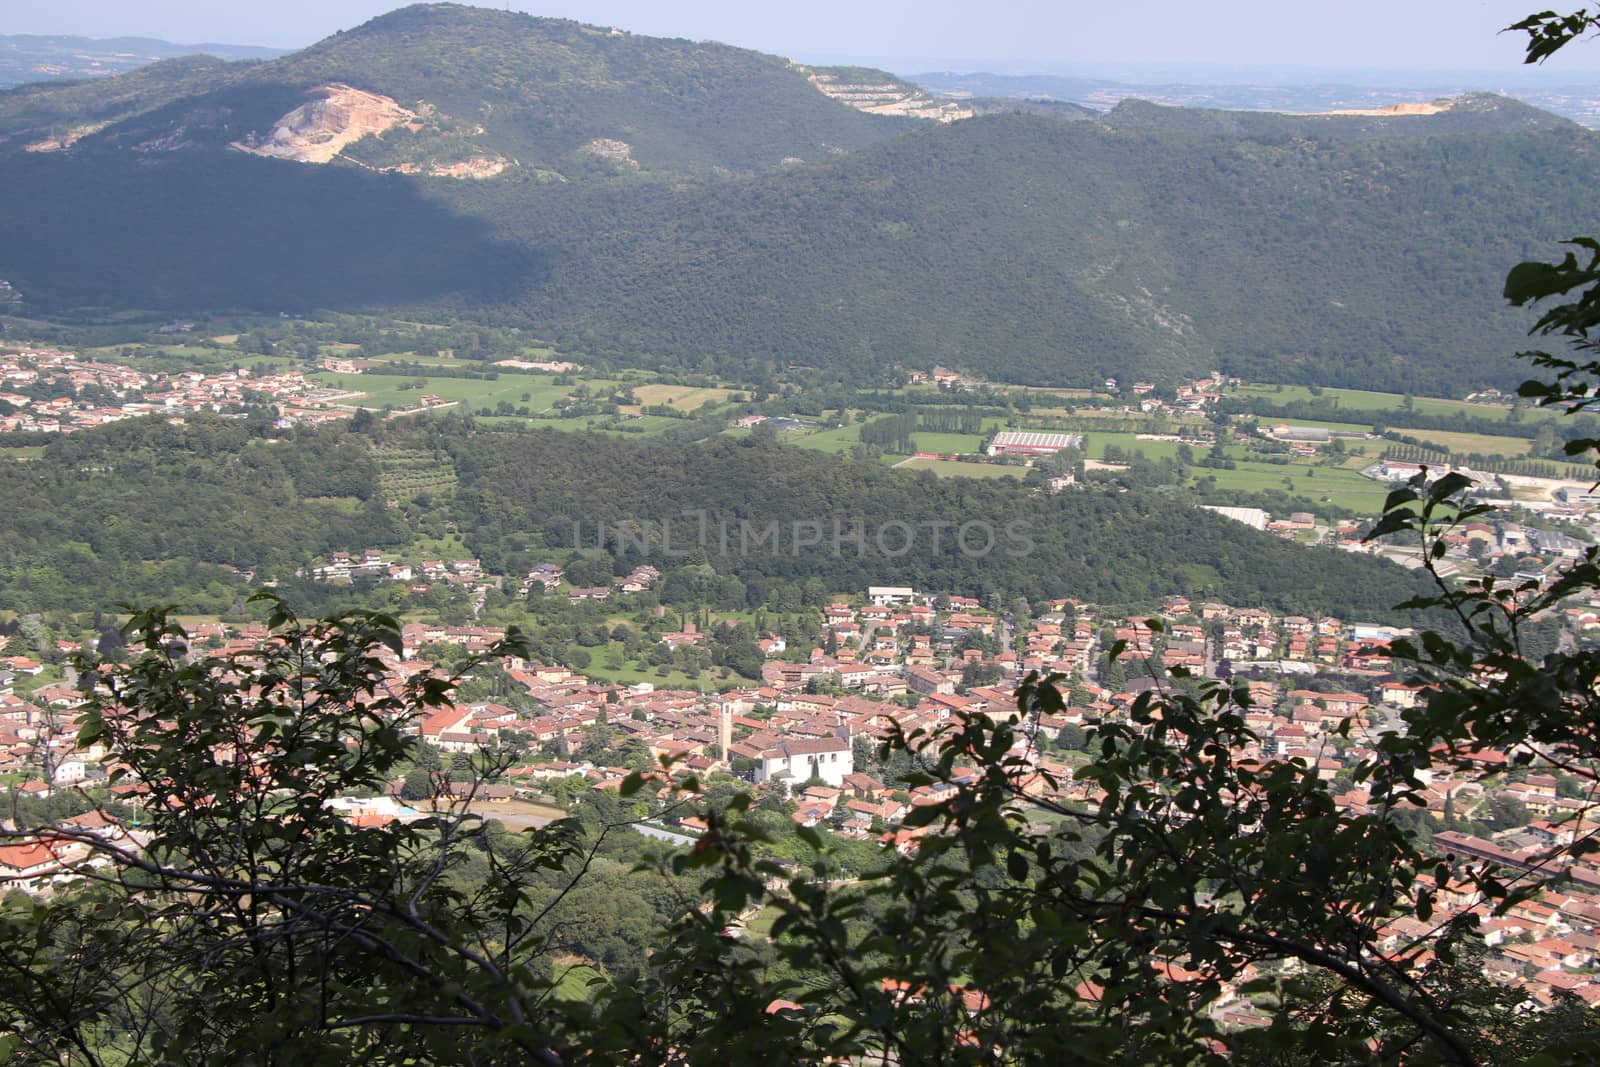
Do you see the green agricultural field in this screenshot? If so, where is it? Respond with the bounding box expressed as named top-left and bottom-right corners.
top-left (1193, 461), bottom-right (1387, 513)
top-left (1269, 442), bottom-right (1384, 465)
top-left (1401, 429), bottom-right (1534, 457)
top-left (405, 532), bottom-right (475, 560)
top-left (1233, 383), bottom-right (1557, 424)
top-left (1222, 440), bottom-right (1382, 467)
top-left (87, 341), bottom-right (296, 374)
top-left (1260, 418), bottom-right (1380, 435)
top-left (992, 385), bottom-right (1102, 399)
top-left (628, 384), bottom-right (740, 410)
top-left (896, 457), bottom-right (1024, 479)
top-left (1061, 407), bottom-right (1161, 420)
top-left (791, 422), bottom-right (863, 455)
top-left (745, 905), bottom-right (783, 940)
top-left (376, 446), bottom-right (459, 501)
top-left (1335, 445), bottom-right (1385, 464)
top-left (1086, 433), bottom-right (1183, 462)
top-left (573, 414), bottom-right (691, 436)
top-left (245, 356), bottom-right (309, 374)
top-left (550, 964), bottom-right (605, 1003)
top-left (910, 431), bottom-right (986, 455)
top-left (144, 344), bottom-right (224, 360)
top-left (581, 647), bottom-right (733, 691)
top-left (360, 352), bottom-right (438, 365)
top-left (310, 370), bottom-right (613, 414)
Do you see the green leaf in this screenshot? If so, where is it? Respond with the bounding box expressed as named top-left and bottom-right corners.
top-left (1505, 260), bottom-right (1576, 305)
top-left (1427, 471), bottom-right (1474, 502)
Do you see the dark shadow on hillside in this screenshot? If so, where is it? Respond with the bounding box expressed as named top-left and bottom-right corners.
top-left (0, 149), bottom-right (540, 314)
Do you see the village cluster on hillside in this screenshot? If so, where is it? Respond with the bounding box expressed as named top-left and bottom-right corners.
top-left (5, 573), bottom-right (1600, 1016)
top-left (0, 347), bottom-right (353, 432)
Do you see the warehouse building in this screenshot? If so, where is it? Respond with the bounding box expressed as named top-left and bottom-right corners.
top-left (986, 431), bottom-right (1085, 457)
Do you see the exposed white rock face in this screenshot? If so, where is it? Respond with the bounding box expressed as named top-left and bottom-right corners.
top-left (232, 84), bottom-right (418, 163)
top-left (24, 121), bottom-right (110, 152)
top-left (804, 70), bottom-right (972, 123)
top-left (579, 137), bottom-right (639, 168)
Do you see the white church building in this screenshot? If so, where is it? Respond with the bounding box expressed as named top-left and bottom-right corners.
top-left (754, 736), bottom-right (853, 788)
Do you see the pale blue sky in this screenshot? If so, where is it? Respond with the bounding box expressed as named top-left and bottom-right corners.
top-left (10, 1), bottom-right (1600, 76)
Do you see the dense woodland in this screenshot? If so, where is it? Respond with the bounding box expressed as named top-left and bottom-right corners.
top-left (0, 417), bottom-right (402, 613)
top-left (0, 413), bottom-right (1435, 622)
top-left (0, 7), bottom-right (1596, 393)
top-left (442, 422), bottom-right (1429, 616)
top-left (0, 5), bottom-right (907, 176)
top-left (457, 98), bottom-right (1592, 392)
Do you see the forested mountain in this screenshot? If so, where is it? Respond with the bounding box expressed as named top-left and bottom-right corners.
top-left (449, 97), bottom-right (1594, 391)
top-left (0, 4), bottom-right (908, 177)
top-left (0, 413), bottom-right (1433, 622)
top-left (1, 4), bottom-right (1596, 392)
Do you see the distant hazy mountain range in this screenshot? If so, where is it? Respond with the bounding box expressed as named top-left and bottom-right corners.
top-left (1, 3), bottom-right (1596, 393)
top-left (0, 34), bottom-right (284, 88)
top-left (906, 71), bottom-right (1600, 128)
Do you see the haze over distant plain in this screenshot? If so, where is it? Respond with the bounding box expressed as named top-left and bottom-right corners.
top-left (10, 0), bottom-right (1600, 82)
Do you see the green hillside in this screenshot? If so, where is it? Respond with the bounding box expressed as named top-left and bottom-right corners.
top-left (0, 413), bottom-right (1433, 622)
top-left (442, 423), bottom-right (1434, 619)
top-left (0, 53), bottom-right (242, 141)
top-left (0, 4), bottom-right (1595, 393)
top-left (0, 4), bottom-right (908, 178)
top-left (0, 416), bottom-right (403, 613)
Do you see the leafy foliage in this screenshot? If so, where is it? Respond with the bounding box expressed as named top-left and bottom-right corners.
top-left (1509, 8), bottom-right (1600, 64)
top-left (2, 597), bottom-right (583, 1063)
